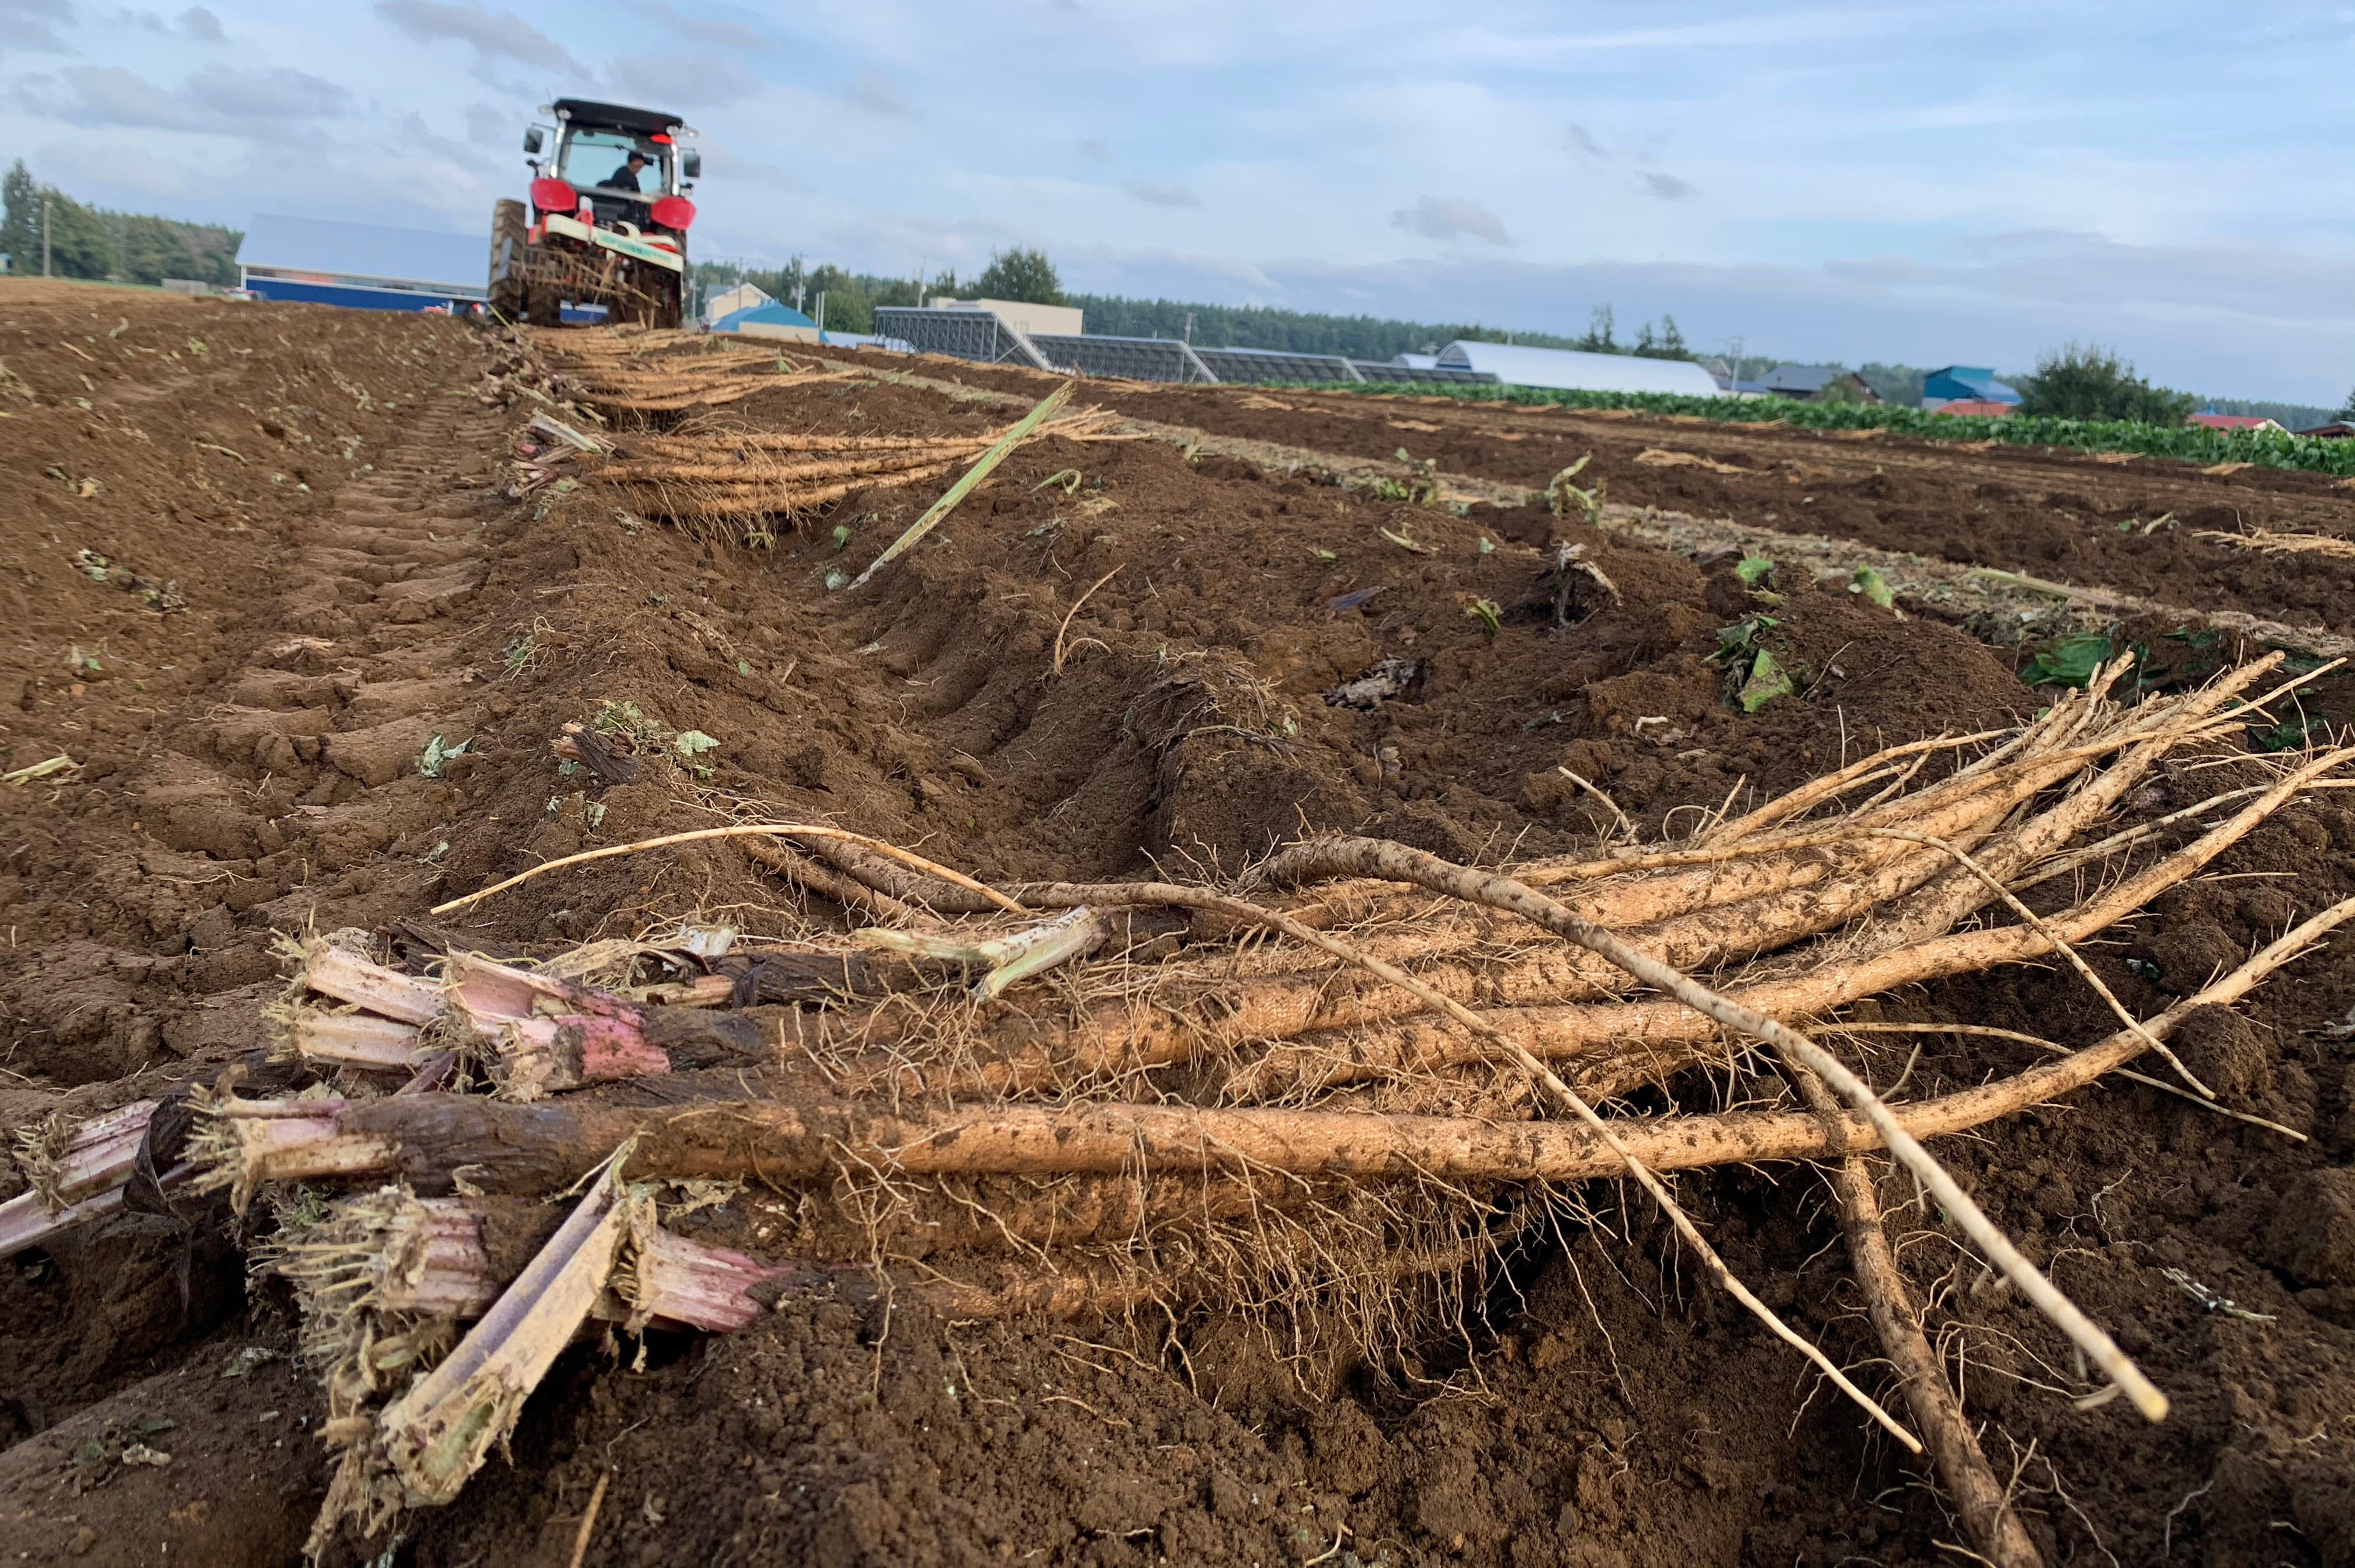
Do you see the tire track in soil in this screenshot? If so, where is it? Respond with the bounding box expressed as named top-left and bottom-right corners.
top-left (0, 377), bottom-right (510, 1500)
top-left (6, 380), bottom-right (506, 1084)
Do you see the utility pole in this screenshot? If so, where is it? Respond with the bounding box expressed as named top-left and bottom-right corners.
top-left (42, 195), bottom-right (52, 277)
top-left (1183, 311), bottom-right (1194, 345)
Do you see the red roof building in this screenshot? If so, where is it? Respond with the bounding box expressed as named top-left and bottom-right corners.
top-left (2187, 413), bottom-right (2283, 432)
top-left (1930, 398), bottom-right (2015, 418)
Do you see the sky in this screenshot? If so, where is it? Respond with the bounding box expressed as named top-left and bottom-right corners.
top-left (3, 1), bottom-right (2351, 404)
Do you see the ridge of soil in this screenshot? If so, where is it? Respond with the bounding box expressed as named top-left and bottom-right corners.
top-left (4, 288), bottom-right (2353, 1568)
top-left (848, 350), bottom-right (2355, 637)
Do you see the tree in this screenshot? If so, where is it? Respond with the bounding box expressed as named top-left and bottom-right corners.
top-left (2016, 342), bottom-right (2196, 425)
top-left (1811, 376), bottom-right (1870, 405)
top-left (0, 160), bottom-right (36, 270)
top-left (1573, 304), bottom-right (1618, 354)
top-left (2338, 386), bottom-right (2355, 422)
top-left (974, 247), bottom-right (1064, 306)
top-left (1631, 313), bottom-right (1691, 360)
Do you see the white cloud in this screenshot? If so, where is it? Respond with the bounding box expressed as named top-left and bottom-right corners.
top-left (373, 0), bottom-right (578, 71)
top-left (1123, 177), bottom-right (1198, 208)
top-left (640, 1), bottom-right (770, 53)
top-left (183, 64), bottom-right (346, 120)
top-left (20, 63), bottom-right (347, 130)
top-left (1, 0), bottom-right (78, 53)
top-left (178, 5), bottom-right (221, 40)
top-left (1391, 195), bottom-right (1510, 246)
top-left (464, 100), bottom-right (507, 145)
top-left (845, 69), bottom-right (909, 116)
top-left (1640, 171), bottom-right (1697, 201)
top-left (605, 52), bottom-right (763, 109)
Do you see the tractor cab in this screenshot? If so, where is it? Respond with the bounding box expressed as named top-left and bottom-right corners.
top-left (489, 98), bottom-right (701, 328)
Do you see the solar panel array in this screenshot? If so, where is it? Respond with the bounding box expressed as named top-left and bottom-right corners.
top-left (871, 308), bottom-right (1053, 371)
top-left (1187, 346), bottom-right (1359, 384)
top-left (1027, 333), bottom-right (1217, 383)
top-left (866, 308), bottom-right (1499, 389)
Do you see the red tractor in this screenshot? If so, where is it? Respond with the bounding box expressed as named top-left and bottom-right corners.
top-left (488, 98), bottom-right (700, 329)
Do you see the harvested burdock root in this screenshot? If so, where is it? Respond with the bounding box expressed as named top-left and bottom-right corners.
top-left (192, 655), bottom-right (2355, 1550)
top-left (0, 1098), bottom-right (160, 1258)
top-left (295, 1158), bottom-right (781, 1549)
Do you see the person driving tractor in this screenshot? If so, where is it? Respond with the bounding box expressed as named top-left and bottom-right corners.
top-left (606, 150), bottom-right (651, 192)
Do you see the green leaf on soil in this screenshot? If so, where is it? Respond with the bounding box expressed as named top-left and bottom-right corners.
top-left (1738, 649), bottom-right (1794, 711)
top-left (673, 731), bottom-right (720, 759)
top-left (415, 733), bottom-right (468, 778)
top-left (1848, 566), bottom-right (1894, 607)
top-left (2020, 632), bottom-right (2113, 688)
top-left (1732, 555), bottom-right (1775, 586)
top-left (2252, 714), bottom-right (2326, 753)
top-left (1708, 614), bottom-right (1779, 662)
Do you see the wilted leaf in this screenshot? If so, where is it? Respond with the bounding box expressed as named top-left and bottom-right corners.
top-left (2021, 633), bottom-right (2113, 688)
top-left (1738, 650), bottom-right (1794, 712)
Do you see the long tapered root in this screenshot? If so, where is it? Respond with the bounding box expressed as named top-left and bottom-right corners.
top-left (184, 656), bottom-right (2355, 1548)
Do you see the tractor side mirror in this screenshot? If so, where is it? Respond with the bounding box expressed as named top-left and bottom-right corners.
top-left (681, 150), bottom-right (701, 179)
top-left (523, 127), bottom-right (545, 155)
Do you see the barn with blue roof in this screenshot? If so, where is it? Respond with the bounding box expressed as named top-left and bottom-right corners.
top-left (236, 214), bottom-right (486, 312)
top-left (1920, 366), bottom-right (2020, 409)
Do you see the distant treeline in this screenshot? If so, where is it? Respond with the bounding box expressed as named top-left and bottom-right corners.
top-left (701, 249), bottom-right (2335, 426)
top-left (1, 162), bottom-right (241, 288)
top-left (692, 254), bottom-right (1697, 362)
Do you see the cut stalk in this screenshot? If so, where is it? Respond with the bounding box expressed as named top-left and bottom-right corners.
top-left (847, 381), bottom-right (1074, 588)
top-left (370, 1157), bottom-right (633, 1509)
top-left (305, 944), bottom-right (442, 1026)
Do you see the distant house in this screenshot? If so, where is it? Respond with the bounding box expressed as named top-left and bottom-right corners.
top-left (1929, 398), bottom-right (2016, 418)
top-left (1434, 342), bottom-right (1722, 397)
top-left (2295, 422), bottom-right (2355, 439)
top-left (715, 300), bottom-right (820, 343)
top-left (1920, 367), bottom-right (2020, 409)
top-left (704, 283), bottom-right (773, 322)
top-left (1759, 363), bottom-right (1880, 402)
top-left (2188, 412), bottom-right (2283, 432)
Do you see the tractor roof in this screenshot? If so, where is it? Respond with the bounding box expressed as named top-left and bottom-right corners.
top-left (552, 98), bottom-right (684, 136)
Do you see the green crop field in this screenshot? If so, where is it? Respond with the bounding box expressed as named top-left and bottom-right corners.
top-left (1320, 382), bottom-right (2355, 477)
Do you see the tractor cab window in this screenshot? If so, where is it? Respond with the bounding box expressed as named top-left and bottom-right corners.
top-left (561, 130), bottom-right (668, 197)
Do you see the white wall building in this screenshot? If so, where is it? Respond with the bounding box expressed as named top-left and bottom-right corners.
top-left (929, 296), bottom-right (1085, 339)
top-left (1434, 341), bottom-right (1722, 397)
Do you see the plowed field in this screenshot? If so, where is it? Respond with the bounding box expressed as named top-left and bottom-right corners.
top-left (5, 283), bottom-right (2353, 1568)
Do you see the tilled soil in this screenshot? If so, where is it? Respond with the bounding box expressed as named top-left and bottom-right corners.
top-left (4, 288), bottom-right (2354, 1567)
top-left (852, 350), bottom-right (2355, 637)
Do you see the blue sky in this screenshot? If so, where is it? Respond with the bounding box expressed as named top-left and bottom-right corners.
top-left (4, 1), bottom-right (2351, 403)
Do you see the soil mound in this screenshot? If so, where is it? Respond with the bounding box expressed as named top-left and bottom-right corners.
top-left (5, 298), bottom-right (2355, 1568)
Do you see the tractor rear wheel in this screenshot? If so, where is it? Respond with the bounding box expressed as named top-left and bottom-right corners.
top-left (487, 199), bottom-right (527, 321)
top-left (651, 271), bottom-right (683, 330)
top-left (523, 281), bottom-right (560, 329)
